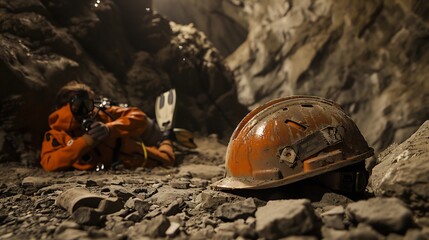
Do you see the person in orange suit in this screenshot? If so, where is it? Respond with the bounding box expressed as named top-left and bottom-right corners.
top-left (40, 81), bottom-right (175, 171)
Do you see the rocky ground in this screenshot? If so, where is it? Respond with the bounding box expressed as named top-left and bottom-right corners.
top-left (1, 123), bottom-right (429, 240)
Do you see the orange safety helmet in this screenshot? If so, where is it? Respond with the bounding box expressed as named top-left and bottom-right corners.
top-left (212, 96), bottom-right (374, 190)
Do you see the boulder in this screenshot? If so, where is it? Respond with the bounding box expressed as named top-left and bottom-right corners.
top-left (370, 121), bottom-right (429, 216)
top-left (225, 0), bottom-right (429, 152)
top-left (214, 198), bottom-right (257, 221)
top-left (128, 215), bottom-right (170, 238)
top-left (345, 197), bottom-right (414, 234)
top-left (255, 199), bottom-right (320, 239)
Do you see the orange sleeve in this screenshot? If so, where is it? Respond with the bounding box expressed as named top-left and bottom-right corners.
top-left (40, 131), bottom-right (94, 172)
top-left (104, 106), bottom-right (147, 138)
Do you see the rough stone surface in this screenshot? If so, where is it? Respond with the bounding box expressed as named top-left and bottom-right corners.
top-left (370, 121), bottom-right (429, 216)
top-left (129, 215), bottom-right (170, 238)
top-left (214, 198), bottom-right (257, 221)
top-left (165, 221), bottom-right (180, 236)
top-left (135, 200), bottom-right (152, 217)
top-left (321, 206), bottom-right (346, 230)
top-left (149, 186), bottom-right (193, 206)
top-left (199, 190), bottom-right (243, 210)
top-left (255, 199), bottom-right (320, 239)
top-left (225, 0), bottom-right (429, 153)
top-left (346, 197), bottom-right (414, 234)
top-left (0, 0), bottom-right (247, 164)
top-left (153, 0), bottom-right (248, 57)
top-left (162, 198), bottom-right (185, 216)
top-left (322, 223), bottom-right (384, 240)
top-left (178, 164), bottom-right (224, 180)
top-left (1, 1), bottom-right (429, 239)
top-left (103, 185), bottom-right (134, 201)
top-left (170, 178), bottom-right (190, 189)
top-left (312, 192), bottom-right (354, 209)
top-left (71, 207), bottom-right (102, 226)
top-left (96, 197), bottom-right (124, 215)
top-left (0, 128), bottom-right (428, 239)
top-left (54, 228), bottom-right (88, 240)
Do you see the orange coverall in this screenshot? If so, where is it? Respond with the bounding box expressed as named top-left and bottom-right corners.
top-left (40, 104), bottom-right (174, 171)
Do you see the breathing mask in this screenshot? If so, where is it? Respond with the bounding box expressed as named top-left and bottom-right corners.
top-left (69, 92), bottom-right (95, 132)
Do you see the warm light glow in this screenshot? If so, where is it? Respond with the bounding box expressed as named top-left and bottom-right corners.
top-left (255, 124), bottom-right (265, 137)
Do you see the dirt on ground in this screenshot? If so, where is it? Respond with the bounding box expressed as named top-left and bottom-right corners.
top-left (0, 136), bottom-right (427, 240)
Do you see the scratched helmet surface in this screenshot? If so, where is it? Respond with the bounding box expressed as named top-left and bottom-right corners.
top-left (212, 96), bottom-right (374, 190)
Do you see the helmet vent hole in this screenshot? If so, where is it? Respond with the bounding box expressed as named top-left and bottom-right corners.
top-left (285, 120), bottom-right (307, 131)
top-left (301, 104), bottom-right (313, 108)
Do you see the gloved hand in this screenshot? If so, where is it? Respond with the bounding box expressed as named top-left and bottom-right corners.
top-left (87, 121), bottom-right (110, 142)
top-left (161, 129), bottom-right (176, 142)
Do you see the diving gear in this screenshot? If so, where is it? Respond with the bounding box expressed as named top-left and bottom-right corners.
top-left (155, 89), bottom-right (176, 132)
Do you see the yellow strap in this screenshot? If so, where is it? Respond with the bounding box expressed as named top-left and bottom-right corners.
top-left (141, 141), bottom-right (148, 167)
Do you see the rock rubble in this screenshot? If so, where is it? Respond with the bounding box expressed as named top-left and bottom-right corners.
top-left (1, 131), bottom-right (428, 239)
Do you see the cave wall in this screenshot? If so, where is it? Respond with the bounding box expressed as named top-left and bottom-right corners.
top-left (153, 0), bottom-right (248, 57)
top-left (0, 0), bottom-right (247, 164)
top-left (226, 0), bottom-right (429, 152)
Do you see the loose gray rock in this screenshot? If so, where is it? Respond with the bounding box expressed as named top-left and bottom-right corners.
top-left (124, 197), bottom-right (139, 210)
top-left (165, 221), bottom-right (181, 237)
top-left (312, 192), bottom-right (354, 209)
top-left (21, 177), bottom-right (55, 194)
top-left (347, 224), bottom-right (384, 240)
top-left (149, 186), bottom-right (193, 205)
top-left (255, 199), bottom-right (320, 239)
top-left (346, 197), bottom-right (414, 234)
top-left (129, 215), bottom-right (170, 238)
top-left (71, 207), bottom-right (102, 226)
top-left (214, 198), bottom-right (257, 221)
top-left (215, 222), bottom-right (237, 239)
top-left (322, 223), bottom-right (383, 240)
top-left (403, 229), bottom-right (427, 240)
top-left (235, 220), bottom-right (258, 239)
top-left (21, 176), bottom-right (54, 188)
top-left (189, 226), bottom-right (215, 240)
top-left (54, 228), bottom-right (88, 240)
top-left (280, 237), bottom-right (318, 240)
top-left (162, 198), bottom-right (185, 216)
top-left (321, 206), bottom-right (346, 230)
top-left (170, 178), bottom-right (191, 189)
top-left (103, 185), bottom-right (135, 201)
top-left (179, 164), bottom-right (224, 180)
top-left (370, 121), bottom-right (429, 216)
top-left (135, 199), bottom-right (152, 216)
top-left (145, 208), bottom-right (162, 219)
top-left (190, 178), bottom-right (209, 188)
top-left (124, 212), bottom-right (142, 222)
top-left (199, 190), bottom-right (242, 210)
top-left (96, 197), bottom-right (124, 215)
top-left (54, 221), bottom-right (80, 236)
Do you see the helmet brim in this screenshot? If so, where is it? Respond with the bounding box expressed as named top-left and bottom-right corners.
top-left (212, 150), bottom-right (373, 190)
